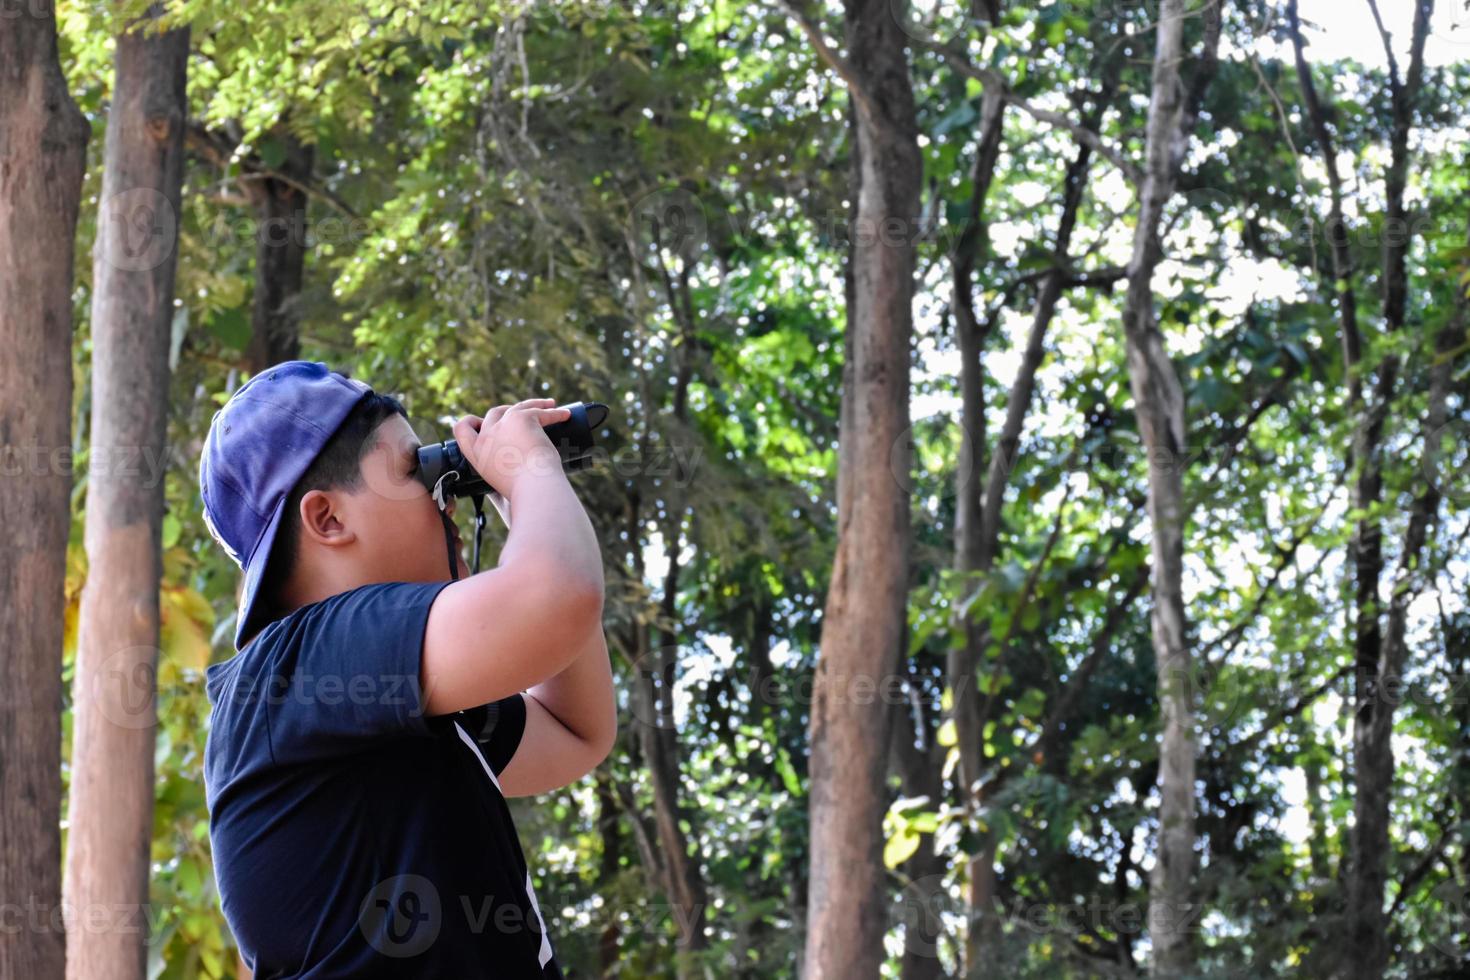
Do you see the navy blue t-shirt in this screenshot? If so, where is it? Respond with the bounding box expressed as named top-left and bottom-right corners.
top-left (203, 580), bottom-right (562, 978)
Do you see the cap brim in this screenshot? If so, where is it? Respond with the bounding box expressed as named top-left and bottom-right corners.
top-left (233, 493), bottom-right (289, 651)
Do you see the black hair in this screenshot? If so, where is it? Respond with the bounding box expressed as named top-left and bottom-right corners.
top-left (254, 391), bottom-right (410, 628)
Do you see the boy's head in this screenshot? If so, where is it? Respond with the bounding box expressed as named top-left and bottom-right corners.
top-left (200, 361), bottom-right (468, 651)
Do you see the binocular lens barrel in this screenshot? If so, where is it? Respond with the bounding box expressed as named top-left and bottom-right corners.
top-left (416, 401), bottom-right (609, 500)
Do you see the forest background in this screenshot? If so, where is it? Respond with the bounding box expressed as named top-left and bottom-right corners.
top-left (3, 0), bottom-right (1470, 977)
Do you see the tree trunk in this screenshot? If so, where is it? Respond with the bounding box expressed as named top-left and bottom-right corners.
top-left (891, 656), bottom-right (947, 980)
top-left (1341, 257), bottom-right (1460, 978)
top-left (244, 128), bottom-right (312, 373)
top-left (623, 478), bottom-right (707, 974)
top-left (1338, 4), bottom-right (1434, 976)
top-left (645, 552), bottom-right (711, 962)
top-left (62, 8), bottom-right (188, 980)
top-left (802, 0), bottom-right (921, 975)
top-left (594, 773), bottom-right (625, 977)
top-left (748, 597), bottom-right (775, 731)
top-left (0, 3), bottom-right (90, 978)
top-left (1117, 0), bottom-right (1218, 972)
top-left (635, 255), bottom-right (710, 969)
top-left (947, 99), bottom-right (1005, 958)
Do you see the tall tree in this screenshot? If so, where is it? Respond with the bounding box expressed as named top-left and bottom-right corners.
top-left (640, 253), bottom-right (712, 970)
top-left (945, 85), bottom-right (1008, 974)
top-left (945, 58), bottom-right (1127, 966)
top-left (1116, 0), bottom-right (1219, 972)
top-left (1335, 2), bottom-right (1435, 976)
top-left (38, 3), bottom-right (1470, 976)
top-left (62, 5), bottom-right (189, 980)
top-left (0, 3), bottom-right (90, 977)
top-left (782, 0), bottom-right (922, 974)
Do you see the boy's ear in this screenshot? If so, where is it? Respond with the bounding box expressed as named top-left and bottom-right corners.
top-left (298, 488), bottom-right (356, 548)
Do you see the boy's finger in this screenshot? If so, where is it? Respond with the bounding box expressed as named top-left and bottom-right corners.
top-left (507, 397), bottom-right (555, 411)
top-left (452, 414), bottom-right (483, 446)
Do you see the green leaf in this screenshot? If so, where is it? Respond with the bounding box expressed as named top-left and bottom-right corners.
top-left (161, 513), bottom-right (181, 549)
top-left (205, 307), bottom-right (251, 351)
top-left (907, 810), bottom-right (940, 834)
top-left (1015, 688), bottom-right (1046, 717)
top-left (774, 747), bottom-right (803, 797)
top-left (176, 856), bottom-right (203, 896)
top-left (257, 136), bottom-right (287, 169)
top-left (884, 827), bottom-right (921, 869)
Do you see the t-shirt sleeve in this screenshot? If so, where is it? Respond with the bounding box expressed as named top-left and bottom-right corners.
top-left (456, 693), bottom-right (527, 776)
top-left (262, 580), bottom-right (453, 764)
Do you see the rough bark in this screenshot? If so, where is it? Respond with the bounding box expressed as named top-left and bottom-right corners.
top-left (800, 0), bottom-right (921, 975)
top-left (62, 8), bottom-right (189, 980)
top-left (0, 3), bottom-right (90, 977)
top-left (1116, 0), bottom-right (1219, 972)
top-left (244, 128), bottom-right (312, 373)
top-left (1338, 3), bottom-right (1434, 976)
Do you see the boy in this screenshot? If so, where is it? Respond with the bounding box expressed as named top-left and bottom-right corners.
top-left (200, 360), bottom-right (613, 977)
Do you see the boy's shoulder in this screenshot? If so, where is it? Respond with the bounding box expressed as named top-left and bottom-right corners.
top-left (204, 579), bottom-right (452, 712)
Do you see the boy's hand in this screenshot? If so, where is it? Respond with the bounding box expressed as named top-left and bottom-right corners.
top-left (451, 397), bottom-right (570, 498)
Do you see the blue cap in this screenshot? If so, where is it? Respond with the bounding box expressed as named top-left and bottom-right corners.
top-left (199, 360), bottom-right (375, 651)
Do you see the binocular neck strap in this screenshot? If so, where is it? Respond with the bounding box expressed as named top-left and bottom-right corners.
top-left (438, 506), bottom-right (459, 581)
top-left (436, 493), bottom-right (488, 581)
top-left (469, 495), bottom-right (486, 571)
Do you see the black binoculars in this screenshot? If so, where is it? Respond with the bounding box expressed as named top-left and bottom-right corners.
top-left (415, 401), bottom-right (610, 502)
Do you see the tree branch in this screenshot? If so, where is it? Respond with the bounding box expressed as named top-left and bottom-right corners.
top-left (926, 42), bottom-right (1144, 185)
top-left (185, 121), bottom-right (360, 219)
top-left (1066, 265), bottom-right (1129, 289)
top-left (1364, 0), bottom-right (1403, 88)
top-left (1387, 820), bottom-right (1455, 918)
top-left (1288, 0), bottom-right (1362, 377)
top-left (771, 0), bottom-right (882, 132)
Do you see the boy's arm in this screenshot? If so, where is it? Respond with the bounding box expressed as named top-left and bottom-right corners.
top-left (421, 453), bottom-right (604, 715)
top-left (481, 483), bottom-right (617, 795)
top-left (424, 415), bottom-right (613, 789)
top-left (496, 620), bottom-right (615, 797)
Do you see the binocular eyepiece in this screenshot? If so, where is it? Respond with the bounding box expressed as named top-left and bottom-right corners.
top-left (415, 401), bottom-right (610, 502)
